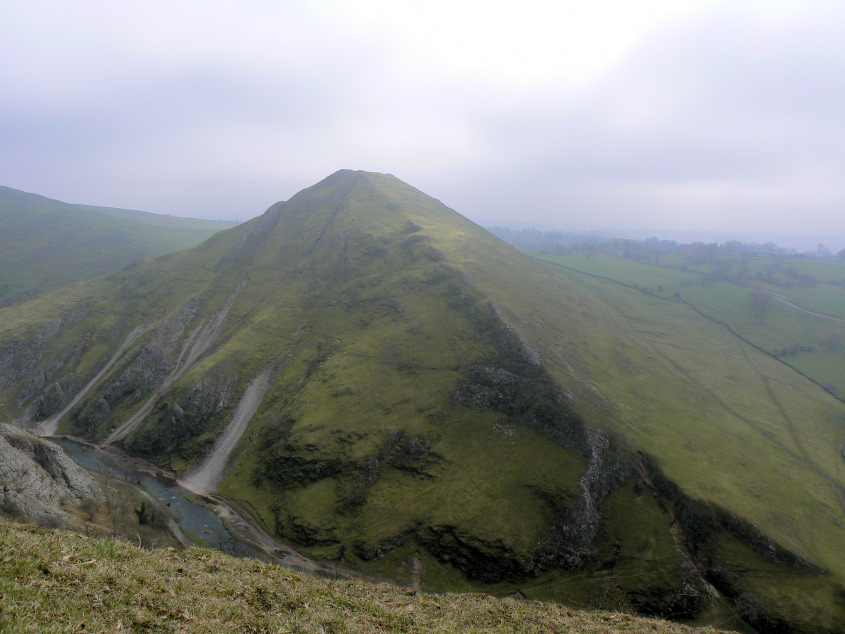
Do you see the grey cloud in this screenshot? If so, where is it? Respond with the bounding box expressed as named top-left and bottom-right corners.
top-left (2, 1), bottom-right (845, 249)
top-left (439, 2), bottom-right (845, 245)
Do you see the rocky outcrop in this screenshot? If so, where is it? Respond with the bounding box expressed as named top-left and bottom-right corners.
top-left (70, 299), bottom-right (200, 437)
top-left (0, 308), bottom-right (87, 398)
top-left (38, 325), bottom-right (147, 436)
top-left (102, 302), bottom-right (199, 404)
top-left (103, 282), bottom-right (243, 446)
top-left (0, 424), bottom-right (101, 522)
top-left (535, 431), bottom-right (634, 569)
top-left (181, 366), bottom-right (240, 425)
top-left (125, 362), bottom-right (239, 466)
top-left (454, 360), bottom-right (588, 455)
top-left (32, 380), bottom-right (70, 418)
top-left (452, 344), bottom-right (623, 570)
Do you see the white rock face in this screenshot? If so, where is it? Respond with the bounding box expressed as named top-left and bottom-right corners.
top-left (0, 424), bottom-right (101, 522)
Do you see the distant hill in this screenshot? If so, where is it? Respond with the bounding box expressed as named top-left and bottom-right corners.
top-left (0, 186), bottom-right (235, 306)
top-left (1, 171), bottom-right (843, 631)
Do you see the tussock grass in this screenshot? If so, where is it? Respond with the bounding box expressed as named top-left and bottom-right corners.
top-left (0, 518), bottom-right (725, 633)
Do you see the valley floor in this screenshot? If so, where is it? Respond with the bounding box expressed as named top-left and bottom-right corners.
top-left (0, 518), bottom-right (727, 633)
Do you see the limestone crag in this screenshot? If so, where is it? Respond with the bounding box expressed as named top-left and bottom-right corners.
top-left (70, 299), bottom-right (201, 435)
top-left (0, 423), bottom-right (101, 522)
top-left (125, 362), bottom-right (240, 466)
top-left (0, 308), bottom-right (87, 396)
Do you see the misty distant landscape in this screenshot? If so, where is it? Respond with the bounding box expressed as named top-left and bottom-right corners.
top-left (2, 2), bottom-right (845, 633)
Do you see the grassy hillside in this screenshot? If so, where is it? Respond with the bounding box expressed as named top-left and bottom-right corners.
top-left (0, 517), bottom-right (726, 633)
top-left (0, 186), bottom-right (235, 305)
top-left (1, 171), bottom-right (843, 630)
top-left (510, 253), bottom-right (845, 578)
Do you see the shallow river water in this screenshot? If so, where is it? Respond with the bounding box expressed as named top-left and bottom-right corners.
top-left (53, 437), bottom-right (262, 559)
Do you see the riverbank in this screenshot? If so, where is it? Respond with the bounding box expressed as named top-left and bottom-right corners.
top-left (52, 435), bottom-right (349, 578)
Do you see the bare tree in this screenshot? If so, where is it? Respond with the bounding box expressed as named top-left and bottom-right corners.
top-left (750, 290), bottom-right (771, 325)
top-left (822, 332), bottom-right (842, 351)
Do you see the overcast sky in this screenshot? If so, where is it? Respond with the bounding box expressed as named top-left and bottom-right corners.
top-left (2, 1), bottom-right (844, 249)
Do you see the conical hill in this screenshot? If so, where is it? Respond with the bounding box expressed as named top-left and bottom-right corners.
top-left (1, 170), bottom-right (843, 631)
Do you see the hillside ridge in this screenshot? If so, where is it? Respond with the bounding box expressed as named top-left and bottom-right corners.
top-left (0, 185), bottom-right (234, 306)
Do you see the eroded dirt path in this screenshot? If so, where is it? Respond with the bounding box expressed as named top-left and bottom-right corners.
top-left (763, 291), bottom-right (845, 324)
top-left (182, 326), bottom-right (305, 495)
top-left (181, 364), bottom-right (276, 494)
top-left (105, 284), bottom-right (243, 445)
top-left (38, 325), bottom-right (147, 436)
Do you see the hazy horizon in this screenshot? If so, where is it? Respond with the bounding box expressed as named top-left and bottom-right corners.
top-left (3, 1), bottom-right (844, 251)
top-left (6, 178), bottom-right (841, 254)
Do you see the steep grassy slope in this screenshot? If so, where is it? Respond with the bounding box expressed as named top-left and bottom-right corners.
top-left (495, 255), bottom-right (845, 575)
top-left (0, 171), bottom-right (843, 630)
top-left (0, 518), bottom-right (726, 634)
top-left (0, 186), bottom-right (234, 305)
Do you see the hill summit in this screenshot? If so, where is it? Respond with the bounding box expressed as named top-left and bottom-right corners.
top-left (1, 170), bottom-right (843, 631)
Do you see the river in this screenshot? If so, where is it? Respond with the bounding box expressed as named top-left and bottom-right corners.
top-left (52, 437), bottom-right (358, 581)
top-left (54, 437), bottom-right (267, 560)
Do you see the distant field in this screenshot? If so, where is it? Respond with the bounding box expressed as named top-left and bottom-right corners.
top-left (537, 252), bottom-right (845, 396)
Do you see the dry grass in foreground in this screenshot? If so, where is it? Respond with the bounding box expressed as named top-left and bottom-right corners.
top-left (0, 518), bottom-right (728, 633)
